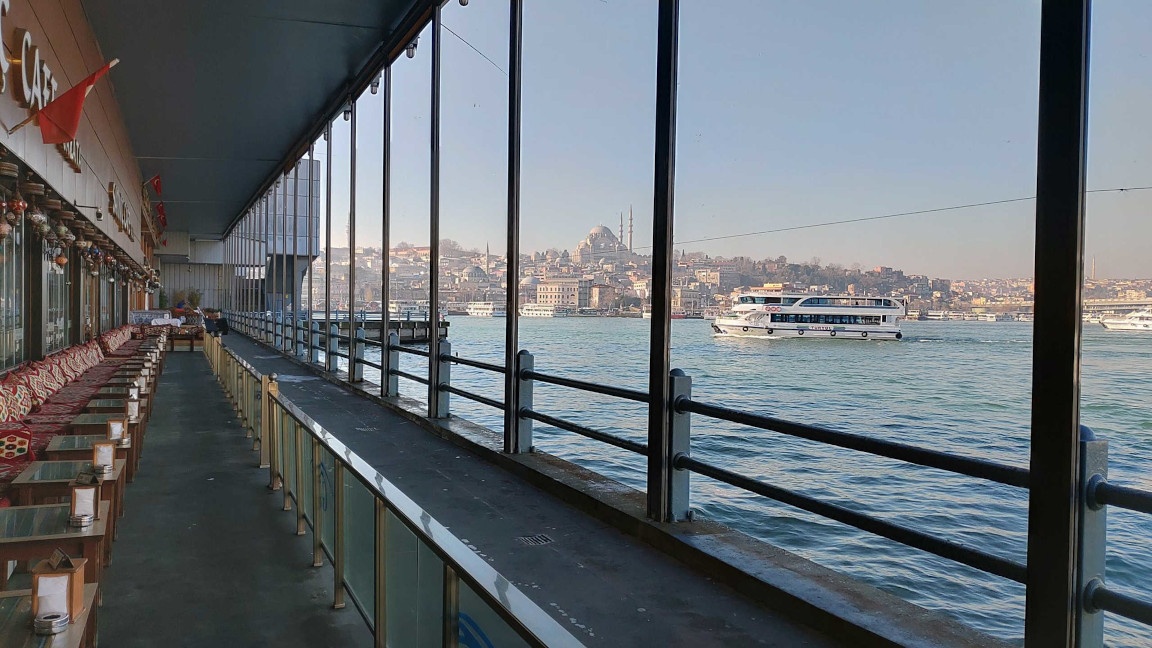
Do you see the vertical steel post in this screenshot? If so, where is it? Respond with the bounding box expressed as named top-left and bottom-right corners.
top-left (263, 195), bottom-right (271, 342)
top-left (283, 418), bottom-right (294, 511)
top-left (435, 340), bottom-right (451, 418)
top-left (503, 0), bottom-right (524, 452)
top-left (646, 0), bottom-right (680, 522)
top-left (281, 173), bottom-right (289, 350)
top-left (381, 65), bottom-right (392, 398)
top-left (442, 564), bottom-right (459, 648)
top-left (668, 369), bottom-right (691, 521)
top-left (292, 160), bottom-right (300, 356)
top-left (1077, 426), bottom-right (1107, 648)
top-left (354, 327), bottom-right (366, 382)
top-left (308, 143), bottom-right (316, 358)
top-left (312, 437), bottom-right (324, 567)
top-left (513, 350), bottom-right (533, 453)
top-left (374, 498), bottom-right (387, 648)
top-left (324, 123), bottom-right (334, 371)
top-left (333, 461), bottom-right (346, 609)
top-left (386, 332), bottom-right (399, 397)
top-left (428, 7), bottom-right (443, 417)
top-left (1024, 1), bottom-right (1091, 646)
top-left (349, 100), bottom-right (359, 381)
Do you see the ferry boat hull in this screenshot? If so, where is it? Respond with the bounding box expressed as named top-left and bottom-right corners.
top-left (711, 320), bottom-right (903, 340)
top-left (1100, 311), bottom-right (1152, 331)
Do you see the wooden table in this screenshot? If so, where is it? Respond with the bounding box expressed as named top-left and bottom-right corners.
top-left (10, 461), bottom-right (126, 565)
top-left (82, 398), bottom-right (149, 421)
top-left (45, 436), bottom-right (138, 483)
top-left (0, 584), bottom-right (99, 647)
top-left (0, 504), bottom-right (108, 587)
top-left (67, 413), bottom-right (145, 448)
top-left (168, 333), bottom-right (200, 352)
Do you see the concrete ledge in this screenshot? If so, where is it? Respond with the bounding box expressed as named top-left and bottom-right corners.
top-left (230, 333), bottom-right (1010, 648)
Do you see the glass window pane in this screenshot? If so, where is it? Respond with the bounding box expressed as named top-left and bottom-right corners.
top-left (385, 509), bottom-right (443, 646)
top-left (343, 475), bottom-right (376, 613)
top-left (458, 578), bottom-right (532, 648)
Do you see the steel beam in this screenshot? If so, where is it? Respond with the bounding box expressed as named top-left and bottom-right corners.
top-left (428, 8), bottom-right (443, 417)
top-left (645, 0), bottom-right (680, 522)
top-left (503, 0), bottom-right (524, 452)
top-left (1024, 1), bottom-right (1091, 646)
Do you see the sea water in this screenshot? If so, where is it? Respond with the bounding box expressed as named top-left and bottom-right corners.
top-left (348, 318), bottom-right (1151, 646)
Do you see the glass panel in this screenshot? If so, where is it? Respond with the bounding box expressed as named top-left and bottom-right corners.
top-left (45, 244), bottom-right (70, 353)
top-left (319, 448), bottom-right (336, 551)
top-left (458, 577), bottom-right (532, 648)
top-left (352, 83), bottom-right (384, 386)
top-left (282, 413), bottom-right (297, 495)
top-left (435, 0), bottom-right (510, 433)
top-left (670, 2), bottom-right (1040, 641)
top-left (329, 112), bottom-right (352, 374)
top-left (389, 19), bottom-right (434, 406)
top-left (385, 509), bottom-right (443, 646)
top-left (343, 475), bottom-right (376, 614)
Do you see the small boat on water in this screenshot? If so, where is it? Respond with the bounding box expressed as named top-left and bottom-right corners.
top-left (712, 293), bottom-right (906, 340)
top-left (466, 302), bottom-right (507, 317)
top-left (1101, 309), bottom-right (1152, 331)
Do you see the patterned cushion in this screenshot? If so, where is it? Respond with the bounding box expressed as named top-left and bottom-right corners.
top-left (0, 424), bottom-right (33, 460)
top-left (0, 377), bottom-right (32, 423)
top-left (13, 367), bottom-right (53, 409)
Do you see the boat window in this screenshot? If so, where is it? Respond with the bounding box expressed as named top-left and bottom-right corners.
top-left (781, 298), bottom-right (800, 305)
top-left (754, 297), bottom-right (769, 304)
top-left (739, 296), bottom-right (754, 304)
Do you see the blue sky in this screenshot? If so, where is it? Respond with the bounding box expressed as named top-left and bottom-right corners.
top-left (316, 0), bottom-right (1151, 280)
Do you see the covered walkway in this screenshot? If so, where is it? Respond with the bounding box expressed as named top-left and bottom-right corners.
top-left (217, 333), bottom-right (842, 647)
top-left (100, 352), bottom-right (371, 647)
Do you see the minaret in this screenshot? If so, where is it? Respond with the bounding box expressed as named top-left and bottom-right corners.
top-left (619, 212), bottom-right (624, 244)
top-left (485, 243), bottom-right (490, 276)
top-left (628, 205), bottom-right (633, 252)
top-left (1091, 256), bottom-right (1096, 281)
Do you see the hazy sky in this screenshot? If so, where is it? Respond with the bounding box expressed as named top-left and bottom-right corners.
top-left (314, 0), bottom-right (1152, 280)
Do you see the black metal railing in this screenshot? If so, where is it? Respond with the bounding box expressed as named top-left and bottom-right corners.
top-left (227, 323), bottom-right (1152, 639)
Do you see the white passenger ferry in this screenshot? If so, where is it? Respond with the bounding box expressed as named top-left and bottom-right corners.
top-left (519, 303), bottom-right (571, 318)
top-left (466, 302), bottom-right (507, 317)
top-left (1100, 309), bottom-right (1152, 331)
top-left (712, 293), bottom-right (906, 340)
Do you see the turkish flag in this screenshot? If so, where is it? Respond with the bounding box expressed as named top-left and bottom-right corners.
top-left (156, 201), bottom-right (167, 227)
top-left (148, 175), bottom-right (162, 195)
top-left (37, 60), bottom-right (117, 145)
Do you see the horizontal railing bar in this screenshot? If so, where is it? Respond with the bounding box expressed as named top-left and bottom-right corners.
top-left (1093, 480), bottom-right (1152, 515)
top-left (390, 369), bottom-right (430, 385)
top-left (677, 398), bottom-right (1029, 489)
top-left (521, 409), bottom-right (649, 456)
top-left (328, 350), bottom-right (349, 359)
top-left (443, 354), bottom-right (505, 374)
top-left (675, 455), bottom-right (1027, 583)
top-left (521, 370), bottom-right (648, 403)
top-left (360, 337), bottom-right (384, 347)
top-left (359, 358), bottom-right (383, 370)
top-left (441, 384), bottom-right (504, 410)
top-left (388, 345), bottom-right (430, 358)
top-left (1092, 584), bottom-right (1152, 627)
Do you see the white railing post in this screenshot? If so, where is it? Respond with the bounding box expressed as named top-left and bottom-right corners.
top-left (1078, 425), bottom-right (1108, 648)
top-left (669, 369), bottom-right (692, 522)
top-left (386, 332), bottom-right (399, 397)
top-left (513, 350), bottom-right (533, 453)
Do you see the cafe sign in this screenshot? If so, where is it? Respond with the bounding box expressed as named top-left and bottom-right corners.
top-left (0, 0), bottom-right (85, 172)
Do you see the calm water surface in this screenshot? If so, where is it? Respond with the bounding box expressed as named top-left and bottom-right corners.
top-left (355, 318), bottom-right (1152, 646)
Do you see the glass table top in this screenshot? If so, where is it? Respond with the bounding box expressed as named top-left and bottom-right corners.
top-left (0, 504), bottom-right (104, 540)
top-left (47, 436), bottom-right (106, 451)
top-left (26, 461), bottom-right (94, 482)
top-left (69, 413), bottom-right (130, 426)
top-left (86, 399), bottom-right (125, 408)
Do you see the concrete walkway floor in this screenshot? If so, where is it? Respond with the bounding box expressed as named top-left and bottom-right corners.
top-left (100, 352), bottom-right (371, 647)
top-left (220, 334), bottom-right (837, 647)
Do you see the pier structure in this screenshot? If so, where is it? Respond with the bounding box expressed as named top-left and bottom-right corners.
top-left (0, 1), bottom-right (1148, 647)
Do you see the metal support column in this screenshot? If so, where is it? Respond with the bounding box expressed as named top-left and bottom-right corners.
top-left (312, 437), bottom-right (324, 567)
top-left (307, 143), bottom-right (315, 359)
top-left (1024, 1), bottom-right (1091, 646)
top-left (324, 123), bottom-right (334, 371)
top-left (348, 100), bottom-right (359, 381)
top-left (503, 0), bottom-right (524, 452)
top-left (272, 183), bottom-right (280, 347)
top-left (381, 66), bottom-right (392, 397)
top-left (427, 6), bottom-right (443, 417)
top-left (292, 160), bottom-right (300, 356)
top-left (646, 0), bottom-right (680, 522)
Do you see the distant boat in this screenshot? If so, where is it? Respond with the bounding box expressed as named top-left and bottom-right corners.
top-left (466, 302), bottom-right (506, 317)
top-left (1101, 309), bottom-right (1152, 331)
top-left (712, 293), bottom-right (905, 340)
top-left (520, 304), bottom-right (570, 318)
